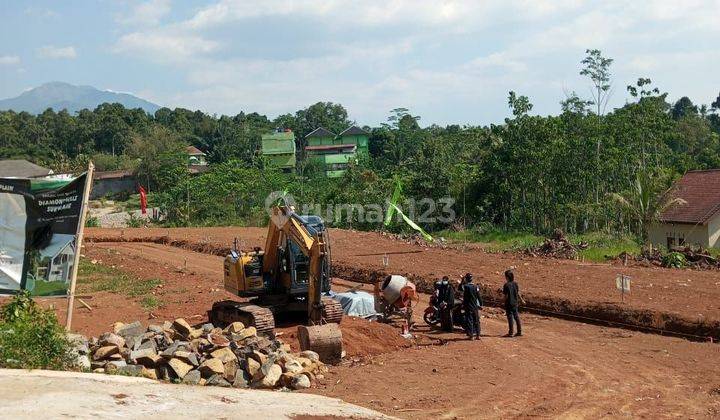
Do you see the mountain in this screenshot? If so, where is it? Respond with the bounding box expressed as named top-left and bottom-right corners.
top-left (0, 81), bottom-right (161, 114)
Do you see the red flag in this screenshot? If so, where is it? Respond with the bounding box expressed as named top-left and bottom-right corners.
top-left (139, 185), bottom-right (147, 215)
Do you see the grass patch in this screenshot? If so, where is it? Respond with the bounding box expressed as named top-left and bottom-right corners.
top-left (437, 227), bottom-right (641, 262)
top-left (77, 260), bottom-right (162, 301)
top-left (0, 292), bottom-right (75, 370)
top-left (140, 295), bottom-right (162, 310)
top-left (31, 280), bottom-right (69, 296)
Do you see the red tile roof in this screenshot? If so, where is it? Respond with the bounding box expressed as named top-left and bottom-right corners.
top-left (660, 169), bottom-right (720, 224)
top-left (186, 145), bottom-right (205, 155)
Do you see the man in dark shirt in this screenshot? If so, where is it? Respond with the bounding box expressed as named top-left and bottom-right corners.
top-left (438, 276), bottom-right (455, 332)
top-left (502, 270), bottom-right (522, 337)
top-left (461, 273), bottom-right (482, 340)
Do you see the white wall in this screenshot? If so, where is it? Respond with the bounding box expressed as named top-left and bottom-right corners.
top-left (648, 222), bottom-right (709, 248)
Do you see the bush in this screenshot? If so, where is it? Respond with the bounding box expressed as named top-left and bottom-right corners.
top-left (85, 216), bottom-right (100, 227)
top-left (662, 251), bottom-right (687, 268)
top-left (0, 291), bottom-right (75, 370)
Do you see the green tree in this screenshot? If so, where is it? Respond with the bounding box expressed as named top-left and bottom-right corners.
top-left (580, 49), bottom-right (613, 115)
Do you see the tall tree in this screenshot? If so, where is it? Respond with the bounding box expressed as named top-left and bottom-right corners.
top-left (580, 49), bottom-right (613, 115)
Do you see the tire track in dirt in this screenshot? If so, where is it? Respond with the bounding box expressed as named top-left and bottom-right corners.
top-left (86, 234), bottom-right (720, 342)
top-left (86, 241), bottom-right (720, 418)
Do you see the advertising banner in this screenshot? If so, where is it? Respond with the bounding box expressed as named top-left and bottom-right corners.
top-left (0, 173), bottom-right (88, 296)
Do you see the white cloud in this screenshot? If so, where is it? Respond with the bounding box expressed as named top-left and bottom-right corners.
top-left (37, 45), bottom-right (77, 59)
top-left (119, 0), bottom-right (172, 26)
top-left (114, 31), bottom-right (218, 62)
top-left (0, 55), bottom-right (20, 65)
top-left (113, 0), bottom-right (720, 124)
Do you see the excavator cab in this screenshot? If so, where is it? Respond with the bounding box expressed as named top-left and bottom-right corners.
top-left (215, 206), bottom-right (342, 333)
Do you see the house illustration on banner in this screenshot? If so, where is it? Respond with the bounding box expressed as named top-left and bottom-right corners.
top-left (35, 233), bottom-right (76, 283)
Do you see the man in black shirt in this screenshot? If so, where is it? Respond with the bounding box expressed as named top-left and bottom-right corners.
top-left (502, 270), bottom-right (522, 337)
top-left (438, 276), bottom-right (455, 332)
top-left (461, 273), bottom-right (482, 340)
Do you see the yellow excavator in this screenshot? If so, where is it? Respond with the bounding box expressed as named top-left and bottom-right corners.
top-left (209, 204), bottom-right (343, 335)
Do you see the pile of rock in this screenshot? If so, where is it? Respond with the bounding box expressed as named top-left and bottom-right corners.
top-left (87, 319), bottom-right (327, 390)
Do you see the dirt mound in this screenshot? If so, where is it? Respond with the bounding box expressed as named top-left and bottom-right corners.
top-left (523, 228), bottom-right (588, 259)
top-left (339, 317), bottom-right (412, 357)
top-left (279, 317), bottom-right (411, 358)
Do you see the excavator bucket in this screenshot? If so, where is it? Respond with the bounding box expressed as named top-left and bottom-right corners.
top-left (297, 323), bottom-right (343, 364)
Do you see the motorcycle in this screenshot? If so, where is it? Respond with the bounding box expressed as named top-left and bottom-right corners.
top-left (424, 296), bottom-right (467, 332)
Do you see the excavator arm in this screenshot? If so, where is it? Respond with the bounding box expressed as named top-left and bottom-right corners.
top-left (264, 205), bottom-right (327, 324)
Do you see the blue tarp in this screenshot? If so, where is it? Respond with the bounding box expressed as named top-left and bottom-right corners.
top-left (330, 290), bottom-right (376, 318)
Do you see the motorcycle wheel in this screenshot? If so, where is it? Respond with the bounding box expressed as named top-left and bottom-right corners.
top-left (424, 311), bottom-right (439, 326)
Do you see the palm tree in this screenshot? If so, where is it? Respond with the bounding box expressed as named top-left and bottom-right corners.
top-left (608, 171), bottom-right (686, 242)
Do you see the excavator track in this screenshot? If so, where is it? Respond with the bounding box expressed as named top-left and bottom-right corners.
top-left (209, 300), bottom-right (276, 334)
top-left (321, 297), bottom-right (344, 324)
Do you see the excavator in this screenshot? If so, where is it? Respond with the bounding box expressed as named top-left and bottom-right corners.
top-left (209, 203), bottom-right (343, 336)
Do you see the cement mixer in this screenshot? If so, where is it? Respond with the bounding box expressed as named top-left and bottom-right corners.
top-left (374, 275), bottom-right (418, 326)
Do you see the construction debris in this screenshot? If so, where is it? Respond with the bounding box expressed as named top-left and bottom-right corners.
top-left (524, 229), bottom-right (588, 260)
top-left (618, 246), bottom-right (720, 270)
top-left (85, 319), bottom-right (328, 390)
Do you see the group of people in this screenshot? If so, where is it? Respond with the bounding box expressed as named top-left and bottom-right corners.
top-left (432, 269), bottom-right (523, 340)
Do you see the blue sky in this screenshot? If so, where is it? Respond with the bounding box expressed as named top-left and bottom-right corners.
top-left (1, 0), bottom-right (719, 125)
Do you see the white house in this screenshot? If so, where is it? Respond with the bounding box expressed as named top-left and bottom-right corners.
top-left (648, 169), bottom-right (720, 249)
top-left (35, 233), bottom-right (76, 283)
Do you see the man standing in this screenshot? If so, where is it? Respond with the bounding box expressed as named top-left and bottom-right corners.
top-left (438, 276), bottom-right (455, 332)
top-left (461, 273), bottom-right (482, 340)
top-left (503, 270), bottom-right (522, 337)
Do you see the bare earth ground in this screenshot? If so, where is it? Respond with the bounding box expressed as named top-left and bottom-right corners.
top-left (43, 230), bottom-right (720, 419)
top-left (86, 227), bottom-right (720, 331)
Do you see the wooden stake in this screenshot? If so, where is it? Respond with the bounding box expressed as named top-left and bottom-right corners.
top-left (65, 162), bottom-right (94, 330)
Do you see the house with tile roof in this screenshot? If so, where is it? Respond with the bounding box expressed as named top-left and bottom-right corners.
top-left (304, 126), bottom-right (370, 177)
top-left (648, 169), bottom-right (720, 248)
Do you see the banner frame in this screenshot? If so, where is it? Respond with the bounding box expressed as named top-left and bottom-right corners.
top-left (64, 161), bottom-right (94, 330)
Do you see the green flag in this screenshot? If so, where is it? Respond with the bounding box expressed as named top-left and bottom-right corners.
top-left (387, 202), bottom-right (433, 242)
top-left (384, 179), bottom-right (402, 226)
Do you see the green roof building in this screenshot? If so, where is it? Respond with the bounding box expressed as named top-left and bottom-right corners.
top-left (262, 129), bottom-right (296, 172)
top-left (304, 126), bottom-right (369, 177)
top-left (338, 126), bottom-right (369, 156)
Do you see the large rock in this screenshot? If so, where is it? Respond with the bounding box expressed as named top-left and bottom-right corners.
top-left (224, 322), bottom-right (245, 334)
top-left (172, 318), bottom-right (193, 337)
top-left (93, 345), bottom-right (119, 361)
top-left (223, 359), bottom-right (238, 382)
top-left (160, 341), bottom-right (190, 358)
top-left (182, 369), bottom-right (202, 385)
top-left (233, 327), bottom-right (257, 341)
top-left (210, 347), bottom-right (236, 363)
top-left (258, 364), bottom-right (282, 388)
top-left (137, 339), bottom-right (157, 352)
top-left (116, 321), bottom-right (145, 341)
top-left (299, 350), bottom-right (320, 363)
top-left (141, 367), bottom-right (158, 380)
top-left (173, 351), bottom-right (199, 366)
top-left (290, 374), bottom-right (311, 390)
top-left (198, 358), bottom-right (224, 377)
top-left (130, 347), bottom-right (157, 362)
top-left (246, 357), bottom-right (261, 378)
top-left (98, 332), bottom-right (125, 349)
top-left (283, 359), bottom-right (304, 374)
top-left (118, 365), bottom-right (143, 376)
top-left (206, 374), bottom-right (232, 387)
top-left (167, 358), bottom-right (193, 379)
top-left (232, 369), bottom-right (250, 388)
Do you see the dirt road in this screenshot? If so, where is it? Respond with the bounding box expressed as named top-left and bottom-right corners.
top-left (75, 241), bottom-right (720, 418)
top-left (87, 227), bottom-right (720, 339)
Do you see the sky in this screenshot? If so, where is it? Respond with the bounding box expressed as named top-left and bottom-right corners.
top-left (0, 0), bottom-right (719, 126)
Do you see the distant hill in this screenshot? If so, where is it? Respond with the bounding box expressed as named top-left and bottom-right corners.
top-left (0, 82), bottom-right (161, 114)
